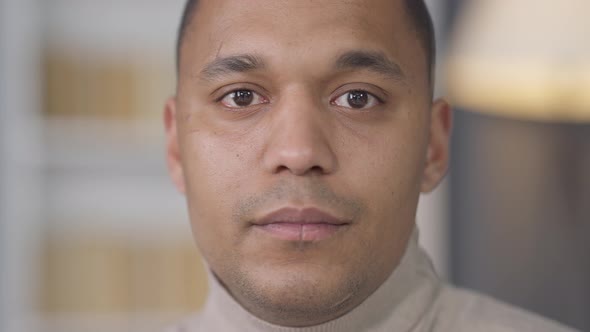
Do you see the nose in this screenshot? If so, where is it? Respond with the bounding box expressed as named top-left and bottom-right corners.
top-left (262, 91), bottom-right (337, 176)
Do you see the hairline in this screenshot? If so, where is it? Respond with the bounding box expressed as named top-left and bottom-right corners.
top-left (176, 0), bottom-right (435, 83)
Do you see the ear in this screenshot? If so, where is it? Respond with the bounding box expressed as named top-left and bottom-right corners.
top-left (164, 97), bottom-right (186, 194)
top-left (421, 98), bottom-right (452, 193)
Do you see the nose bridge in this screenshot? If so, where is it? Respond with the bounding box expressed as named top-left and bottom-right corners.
top-left (262, 88), bottom-right (336, 175)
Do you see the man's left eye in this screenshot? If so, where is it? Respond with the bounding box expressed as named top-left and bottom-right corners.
top-left (332, 90), bottom-right (381, 109)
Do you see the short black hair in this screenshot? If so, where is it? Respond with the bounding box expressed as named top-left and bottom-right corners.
top-left (176, 0), bottom-right (435, 80)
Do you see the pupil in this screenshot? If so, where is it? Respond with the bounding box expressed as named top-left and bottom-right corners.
top-left (348, 91), bottom-right (368, 108)
top-left (233, 90), bottom-right (254, 106)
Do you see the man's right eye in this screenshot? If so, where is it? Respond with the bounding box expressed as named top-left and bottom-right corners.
top-left (219, 89), bottom-right (268, 108)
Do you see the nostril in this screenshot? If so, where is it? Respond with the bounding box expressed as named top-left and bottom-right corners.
top-left (263, 124), bottom-right (337, 175)
top-left (309, 165), bottom-right (325, 174)
top-left (274, 164), bottom-right (325, 176)
top-left (275, 165), bottom-right (290, 174)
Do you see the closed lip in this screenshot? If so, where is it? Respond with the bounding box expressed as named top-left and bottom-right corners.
top-left (252, 207), bottom-right (351, 226)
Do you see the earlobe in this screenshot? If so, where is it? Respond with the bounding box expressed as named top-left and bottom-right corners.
top-left (420, 98), bottom-right (452, 193)
top-left (164, 97), bottom-right (186, 194)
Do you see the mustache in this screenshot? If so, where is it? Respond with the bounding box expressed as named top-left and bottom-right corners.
top-left (231, 178), bottom-right (365, 224)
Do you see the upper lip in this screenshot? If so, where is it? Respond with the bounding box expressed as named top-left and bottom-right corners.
top-left (253, 207), bottom-right (350, 226)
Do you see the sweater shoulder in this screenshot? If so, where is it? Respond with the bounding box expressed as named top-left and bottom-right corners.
top-left (432, 285), bottom-right (579, 332)
top-left (161, 286), bottom-right (581, 332)
top-left (161, 313), bottom-right (204, 332)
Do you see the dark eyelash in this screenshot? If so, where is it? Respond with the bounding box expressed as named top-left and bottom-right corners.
top-left (215, 89), bottom-right (256, 102)
top-left (335, 90), bottom-right (384, 104)
top-left (350, 90), bottom-right (383, 103)
top-left (215, 90), bottom-right (236, 102)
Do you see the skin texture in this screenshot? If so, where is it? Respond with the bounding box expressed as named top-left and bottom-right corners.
top-left (165, 0), bottom-right (451, 327)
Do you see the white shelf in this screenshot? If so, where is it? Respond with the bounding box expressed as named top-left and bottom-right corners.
top-left (31, 312), bottom-right (187, 332)
top-left (45, 116), bottom-right (166, 172)
top-left (43, 116), bottom-right (189, 235)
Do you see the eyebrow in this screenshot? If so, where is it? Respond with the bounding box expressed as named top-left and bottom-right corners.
top-left (197, 50), bottom-right (405, 83)
top-left (198, 54), bottom-right (265, 82)
top-left (334, 50), bottom-right (406, 82)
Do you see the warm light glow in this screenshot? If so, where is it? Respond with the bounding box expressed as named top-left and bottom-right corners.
top-left (447, 0), bottom-right (590, 122)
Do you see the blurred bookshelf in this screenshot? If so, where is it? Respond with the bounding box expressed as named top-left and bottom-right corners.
top-left (34, 1), bottom-right (209, 331)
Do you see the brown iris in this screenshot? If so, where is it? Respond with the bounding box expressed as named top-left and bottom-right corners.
top-left (233, 90), bottom-right (254, 107)
top-left (347, 90), bottom-right (369, 108)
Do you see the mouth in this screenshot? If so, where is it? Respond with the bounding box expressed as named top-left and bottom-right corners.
top-left (251, 207), bottom-right (351, 242)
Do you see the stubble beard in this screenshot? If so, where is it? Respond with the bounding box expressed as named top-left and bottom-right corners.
top-left (220, 258), bottom-right (368, 327)
top-left (208, 179), bottom-right (383, 326)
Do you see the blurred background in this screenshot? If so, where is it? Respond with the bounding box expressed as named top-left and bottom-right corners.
top-left (0, 0), bottom-right (588, 331)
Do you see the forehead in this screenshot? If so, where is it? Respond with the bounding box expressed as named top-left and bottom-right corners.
top-left (180, 0), bottom-right (425, 86)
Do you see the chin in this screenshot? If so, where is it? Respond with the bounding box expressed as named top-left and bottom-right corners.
top-left (226, 261), bottom-right (365, 326)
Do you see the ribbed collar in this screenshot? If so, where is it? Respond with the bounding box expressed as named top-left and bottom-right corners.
top-left (198, 228), bottom-right (441, 332)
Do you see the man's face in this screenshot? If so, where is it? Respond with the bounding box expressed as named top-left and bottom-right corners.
top-left (166, 0), bottom-right (450, 326)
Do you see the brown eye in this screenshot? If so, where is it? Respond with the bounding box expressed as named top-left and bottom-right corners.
top-left (348, 90), bottom-right (369, 108)
top-left (233, 90), bottom-right (253, 106)
top-left (220, 89), bottom-right (267, 108)
top-left (333, 90), bottom-right (380, 109)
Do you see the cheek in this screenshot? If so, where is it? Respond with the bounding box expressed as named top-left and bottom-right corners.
top-left (182, 120), bottom-right (262, 192)
top-left (340, 120), bottom-right (427, 226)
top-left (333, 132), bottom-right (424, 273)
top-left (185, 135), bottom-right (241, 195)
top-left (353, 143), bottom-right (423, 263)
top-left (180, 130), bottom-right (256, 252)
top-left (345, 124), bottom-right (426, 193)
top-left (353, 147), bottom-right (417, 219)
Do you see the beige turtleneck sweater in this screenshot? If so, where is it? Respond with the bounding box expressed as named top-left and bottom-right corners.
top-left (165, 230), bottom-right (578, 332)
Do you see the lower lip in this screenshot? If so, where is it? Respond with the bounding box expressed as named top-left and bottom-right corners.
top-left (254, 223), bottom-right (344, 241)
